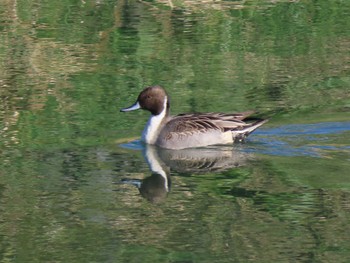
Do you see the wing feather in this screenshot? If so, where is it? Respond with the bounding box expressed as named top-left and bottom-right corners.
top-left (168, 112), bottom-right (254, 136)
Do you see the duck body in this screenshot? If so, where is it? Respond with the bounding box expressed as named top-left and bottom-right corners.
top-left (121, 86), bottom-right (267, 150)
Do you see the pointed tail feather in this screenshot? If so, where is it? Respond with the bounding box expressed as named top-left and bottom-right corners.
top-left (233, 119), bottom-right (268, 142)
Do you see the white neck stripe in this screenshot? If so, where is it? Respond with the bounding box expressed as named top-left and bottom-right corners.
top-left (144, 146), bottom-right (169, 192)
top-left (141, 96), bottom-right (167, 144)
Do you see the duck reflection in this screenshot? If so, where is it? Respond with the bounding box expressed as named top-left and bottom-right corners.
top-left (157, 146), bottom-right (250, 174)
top-left (121, 144), bottom-right (252, 203)
top-left (122, 146), bottom-right (171, 204)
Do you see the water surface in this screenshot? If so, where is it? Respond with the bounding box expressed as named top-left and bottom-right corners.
top-left (1, 0), bottom-right (350, 262)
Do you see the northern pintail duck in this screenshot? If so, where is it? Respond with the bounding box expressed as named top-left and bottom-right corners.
top-left (121, 86), bottom-right (267, 149)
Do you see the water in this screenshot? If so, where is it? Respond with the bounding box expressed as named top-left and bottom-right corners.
top-left (1, 0), bottom-right (350, 262)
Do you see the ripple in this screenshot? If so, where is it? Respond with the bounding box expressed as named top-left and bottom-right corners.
top-left (250, 121), bottom-right (350, 158)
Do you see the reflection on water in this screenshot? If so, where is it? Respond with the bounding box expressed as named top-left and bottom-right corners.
top-left (157, 146), bottom-right (251, 172)
top-left (121, 144), bottom-right (252, 203)
top-left (116, 128), bottom-right (350, 262)
top-left (122, 173), bottom-right (171, 204)
top-left (120, 120), bottom-right (350, 205)
top-left (1, 0), bottom-right (350, 262)
top-left (121, 145), bottom-right (171, 203)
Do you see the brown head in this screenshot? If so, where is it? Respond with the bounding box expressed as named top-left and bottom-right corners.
top-left (121, 86), bottom-right (169, 115)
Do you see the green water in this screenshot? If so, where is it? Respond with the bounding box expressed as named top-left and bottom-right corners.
top-left (1, 0), bottom-right (350, 262)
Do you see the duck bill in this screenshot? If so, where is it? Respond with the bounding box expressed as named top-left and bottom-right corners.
top-left (120, 101), bottom-right (141, 112)
top-left (121, 178), bottom-right (142, 189)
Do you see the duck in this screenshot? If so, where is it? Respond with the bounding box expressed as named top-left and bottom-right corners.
top-left (120, 86), bottom-right (268, 150)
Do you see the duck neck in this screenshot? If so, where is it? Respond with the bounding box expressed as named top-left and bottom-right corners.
top-left (142, 97), bottom-right (169, 144)
top-left (143, 145), bottom-right (170, 191)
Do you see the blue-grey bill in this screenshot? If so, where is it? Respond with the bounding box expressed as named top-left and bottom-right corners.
top-left (120, 101), bottom-right (141, 112)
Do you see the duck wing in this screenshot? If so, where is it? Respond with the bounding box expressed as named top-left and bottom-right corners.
top-left (176, 111), bottom-right (255, 121)
top-left (158, 112), bottom-right (267, 148)
top-left (168, 112), bottom-right (258, 135)
top-left (165, 115), bottom-right (222, 136)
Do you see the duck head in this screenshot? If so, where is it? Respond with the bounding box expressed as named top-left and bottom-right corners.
top-left (120, 86), bottom-right (169, 116)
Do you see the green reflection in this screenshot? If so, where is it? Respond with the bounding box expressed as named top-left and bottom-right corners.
top-left (1, 0), bottom-right (350, 262)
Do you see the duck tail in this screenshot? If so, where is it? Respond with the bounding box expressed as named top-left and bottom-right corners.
top-left (233, 119), bottom-right (268, 142)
